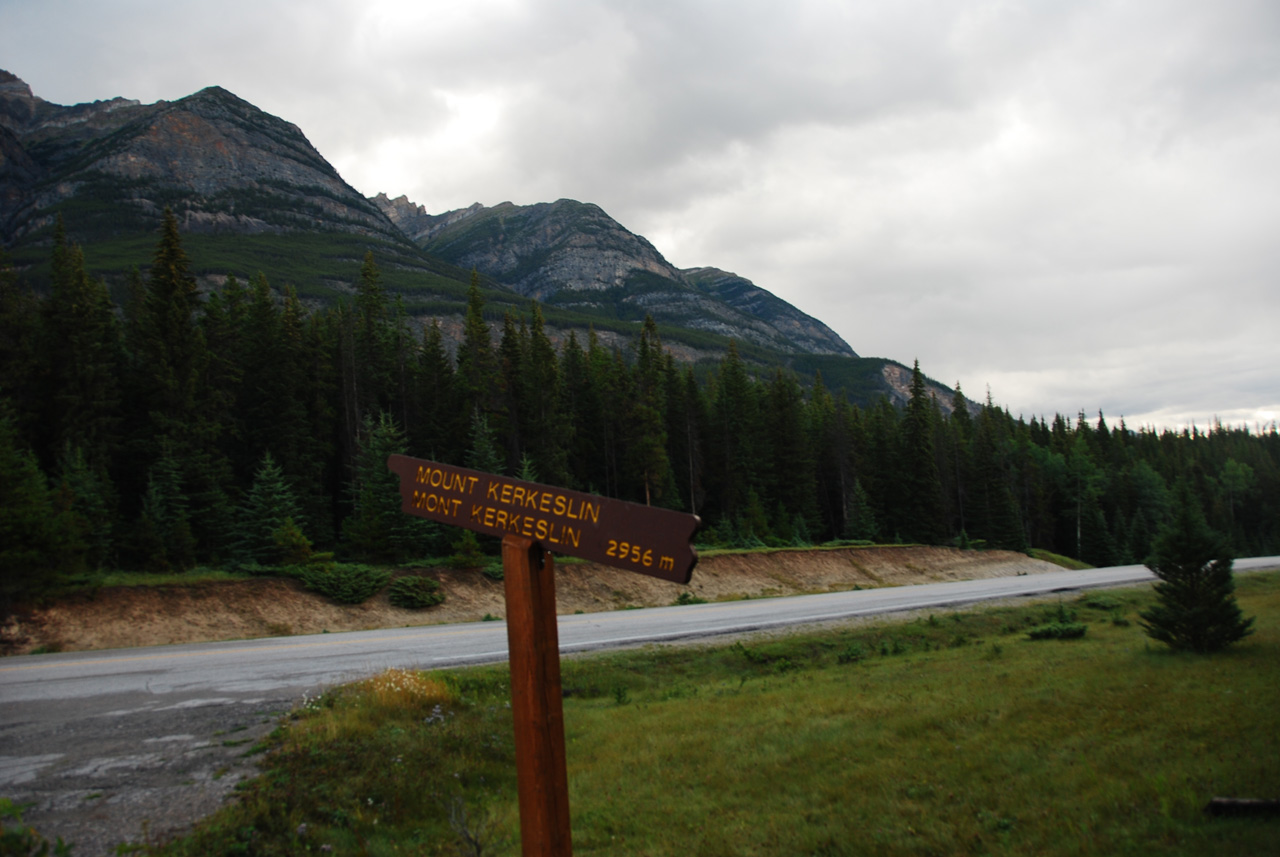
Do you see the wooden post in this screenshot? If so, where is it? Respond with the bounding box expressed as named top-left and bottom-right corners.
top-left (502, 535), bottom-right (573, 857)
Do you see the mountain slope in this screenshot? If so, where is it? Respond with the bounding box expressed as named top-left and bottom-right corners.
top-left (1, 72), bottom-right (963, 409)
top-left (0, 71), bottom-right (480, 302)
top-left (682, 266), bottom-right (855, 358)
top-left (378, 195), bottom-right (855, 357)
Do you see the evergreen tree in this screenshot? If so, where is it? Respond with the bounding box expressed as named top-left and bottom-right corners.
top-left (947, 383), bottom-right (973, 535)
top-left (354, 251), bottom-right (394, 416)
top-left (40, 222), bottom-right (124, 470)
top-left (627, 315), bottom-right (676, 506)
top-left (342, 412), bottom-right (442, 562)
top-left (465, 408), bottom-right (506, 475)
top-left (1139, 485), bottom-right (1254, 652)
top-left (133, 446), bottom-right (197, 572)
top-left (413, 319), bottom-right (457, 459)
top-left (845, 477), bottom-right (878, 541)
top-left (559, 329), bottom-right (602, 491)
top-left (199, 277), bottom-right (246, 476)
top-left (496, 310), bottom-right (525, 469)
top-left (0, 249), bottom-right (42, 446)
top-left (710, 342), bottom-right (763, 521)
top-left (899, 360), bottom-right (947, 544)
top-left (235, 451), bottom-right (307, 565)
top-left (0, 410), bottom-right (80, 612)
top-left (132, 208), bottom-right (206, 444)
top-left (56, 444), bottom-right (117, 571)
top-left (668, 362), bottom-right (707, 516)
top-left (521, 302), bottom-right (569, 485)
top-left (969, 403), bottom-right (1026, 550)
top-left (764, 368), bottom-right (816, 532)
top-left (456, 270), bottom-right (497, 425)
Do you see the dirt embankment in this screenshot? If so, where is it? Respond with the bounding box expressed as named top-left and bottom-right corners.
top-left (3, 546), bottom-right (1060, 655)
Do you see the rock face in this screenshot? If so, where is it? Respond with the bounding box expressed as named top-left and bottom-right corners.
top-left (0, 70), bottom-right (401, 244)
top-left (375, 194), bottom-right (857, 356)
top-left (683, 267), bottom-right (855, 357)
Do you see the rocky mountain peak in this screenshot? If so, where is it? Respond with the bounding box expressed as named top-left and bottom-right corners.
top-left (1, 74), bottom-right (398, 243)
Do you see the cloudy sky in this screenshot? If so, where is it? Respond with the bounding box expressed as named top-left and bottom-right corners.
top-left (3, 0), bottom-right (1278, 429)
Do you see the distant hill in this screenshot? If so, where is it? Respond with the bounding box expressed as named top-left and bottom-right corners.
top-left (0, 70), bottom-right (961, 409)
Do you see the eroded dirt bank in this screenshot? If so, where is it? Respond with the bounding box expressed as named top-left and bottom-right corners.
top-left (4, 546), bottom-right (1059, 655)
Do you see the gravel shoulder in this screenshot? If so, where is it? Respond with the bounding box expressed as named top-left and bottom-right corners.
top-left (2, 546), bottom-right (1059, 655)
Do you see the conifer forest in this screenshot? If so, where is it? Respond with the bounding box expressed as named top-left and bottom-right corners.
top-left (2, 213), bottom-right (1278, 604)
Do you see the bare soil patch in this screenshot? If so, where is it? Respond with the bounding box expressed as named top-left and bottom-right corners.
top-left (3, 546), bottom-right (1059, 655)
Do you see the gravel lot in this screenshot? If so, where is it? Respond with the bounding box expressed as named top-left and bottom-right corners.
top-left (1, 689), bottom-right (292, 855)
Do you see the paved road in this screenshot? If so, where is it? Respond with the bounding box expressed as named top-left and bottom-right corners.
top-left (5, 558), bottom-right (1279, 704)
top-left (2, 557), bottom-right (1277, 854)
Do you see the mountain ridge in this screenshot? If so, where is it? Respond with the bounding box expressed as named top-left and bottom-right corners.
top-left (374, 194), bottom-right (856, 358)
top-left (0, 70), bottom-right (971, 410)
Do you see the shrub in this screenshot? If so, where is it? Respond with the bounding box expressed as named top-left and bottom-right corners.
top-left (0, 798), bottom-right (70, 856)
top-left (449, 530), bottom-right (487, 570)
top-left (1026, 622), bottom-right (1088, 640)
top-left (837, 642), bottom-right (867, 664)
top-left (271, 517), bottom-right (315, 566)
top-left (674, 591), bottom-right (707, 606)
top-left (388, 575), bottom-right (445, 610)
top-left (294, 562), bottom-right (390, 605)
top-left (1081, 594), bottom-right (1123, 612)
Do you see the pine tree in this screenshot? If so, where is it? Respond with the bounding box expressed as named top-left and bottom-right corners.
top-left (133, 208), bottom-right (205, 443)
top-left (355, 251), bottom-right (394, 416)
top-left (521, 302), bottom-right (569, 484)
top-left (342, 412), bottom-right (442, 562)
top-left (456, 270), bottom-right (497, 425)
top-left (134, 446), bottom-right (197, 572)
top-left (627, 316), bottom-right (675, 506)
top-left (56, 444), bottom-right (117, 571)
top-left (1139, 485), bottom-right (1254, 652)
top-left (559, 329), bottom-right (601, 491)
top-left (711, 342), bottom-right (762, 521)
top-left (414, 319), bottom-right (458, 460)
top-left (0, 410), bottom-right (80, 612)
top-left (665, 361), bottom-right (706, 516)
top-left (899, 360), bottom-right (947, 544)
top-left (40, 222), bottom-right (124, 470)
top-left (465, 408), bottom-right (506, 475)
top-left (0, 249), bottom-right (42, 446)
top-left (764, 368), bottom-right (816, 531)
top-left (235, 451), bottom-right (307, 566)
top-left (845, 477), bottom-right (878, 541)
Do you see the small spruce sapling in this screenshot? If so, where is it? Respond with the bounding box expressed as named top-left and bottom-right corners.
top-left (1139, 485), bottom-right (1254, 653)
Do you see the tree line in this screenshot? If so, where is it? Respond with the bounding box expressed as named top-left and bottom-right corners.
top-left (2, 211), bottom-right (1278, 605)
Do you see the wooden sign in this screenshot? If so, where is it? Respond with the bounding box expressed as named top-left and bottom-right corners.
top-left (388, 453), bottom-right (700, 857)
top-left (387, 454), bottom-right (699, 583)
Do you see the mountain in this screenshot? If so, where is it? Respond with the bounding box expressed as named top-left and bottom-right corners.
top-left (0, 71), bottom-right (475, 302)
top-left (375, 195), bottom-right (855, 358)
top-left (681, 267), bottom-right (855, 359)
top-left (1, 71), bottom-right (962, 409)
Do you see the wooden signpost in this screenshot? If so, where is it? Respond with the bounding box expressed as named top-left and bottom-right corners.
top-left (388, 455), bottom-right (700, 857)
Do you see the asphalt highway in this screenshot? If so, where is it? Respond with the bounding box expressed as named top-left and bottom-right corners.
top-left (5, 557), bottom-right (1278, 703)
top-left (2, 556), bottom-right (1276, 855)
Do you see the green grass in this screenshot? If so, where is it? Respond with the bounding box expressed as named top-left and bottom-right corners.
top-left (1029, 548), bottom-right (1097, 570)
top-left (148, 574), bottom-right (1279, 856)
top-left (57, 567), bottom-right (252, 591)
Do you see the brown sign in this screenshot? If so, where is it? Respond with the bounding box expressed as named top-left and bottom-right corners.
top-left (387, 454), bottom-right (699, 584)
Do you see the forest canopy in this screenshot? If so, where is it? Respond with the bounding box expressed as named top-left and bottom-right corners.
top-left (2, 212), bottom-right (1277, 604)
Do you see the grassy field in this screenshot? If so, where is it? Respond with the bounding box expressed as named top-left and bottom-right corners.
top-left (152, 573), bottom-right (1279, 856)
